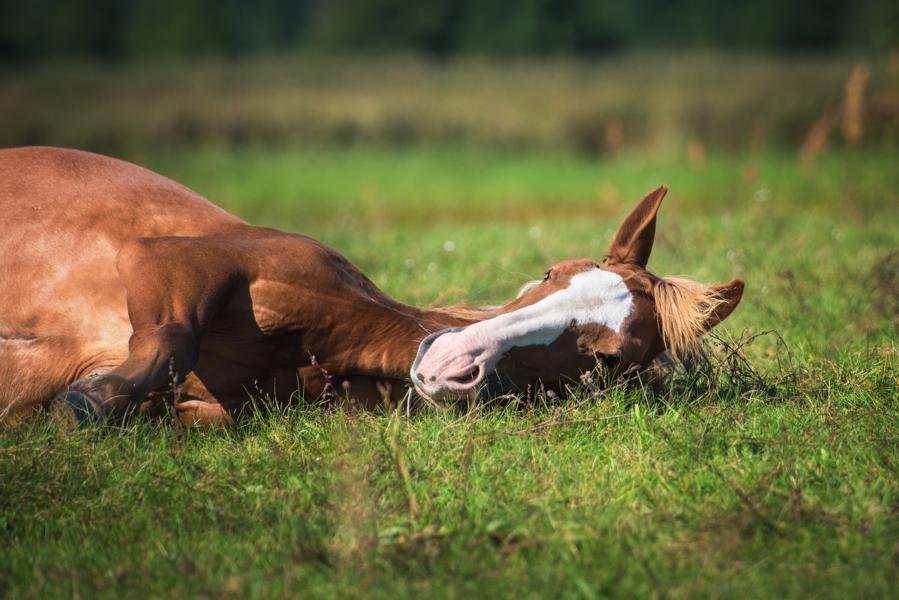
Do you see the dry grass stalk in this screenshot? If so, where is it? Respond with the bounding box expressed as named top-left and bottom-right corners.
top-left (842, 63), bottom-right (870, 146)
top-left (798, 110), bottom-right (835, 169)
top-left (686, 139), bottom-right (706, 168)
top-left (382, 410), bottom-right (421, 522)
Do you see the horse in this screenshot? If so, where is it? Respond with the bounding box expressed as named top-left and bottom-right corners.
top-left (0, 147), bottom-right (744, 426)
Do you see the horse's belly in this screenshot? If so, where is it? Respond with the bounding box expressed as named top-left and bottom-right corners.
top-left (1, 225), bottom-right (131, 334)
top-left (0, 335), bottom-right (128, 421)
top-left (0, 234), bottom-right (133, 416)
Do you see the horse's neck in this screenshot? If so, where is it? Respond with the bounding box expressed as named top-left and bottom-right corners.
top-left (317, 300), bottom-right (486, 379)
top-left (251, 233), bottom-right (494, 380)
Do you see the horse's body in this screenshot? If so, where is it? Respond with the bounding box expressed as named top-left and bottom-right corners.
top-left (1, 147), bottom-right (744, 426)
top-left (0, 147), bottom-right (476, 423)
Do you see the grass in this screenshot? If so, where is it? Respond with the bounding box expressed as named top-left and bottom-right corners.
top-left (1, 143), bottom-right (897, 598)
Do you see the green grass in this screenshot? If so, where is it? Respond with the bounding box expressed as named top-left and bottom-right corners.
top-left (1, 145), bottom-right (897, 598)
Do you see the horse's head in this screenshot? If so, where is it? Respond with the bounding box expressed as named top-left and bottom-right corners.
top-left (411, 186), bottom-right (745, 402)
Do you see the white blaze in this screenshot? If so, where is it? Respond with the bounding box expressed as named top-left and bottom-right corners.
top-left (470, 268), bottom-right (634, 352)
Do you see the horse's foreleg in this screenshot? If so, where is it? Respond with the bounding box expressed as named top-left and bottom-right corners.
top-left (54, 236), bottom-right (242, 425)
top-left (59, 324), bottom-right (201, 423)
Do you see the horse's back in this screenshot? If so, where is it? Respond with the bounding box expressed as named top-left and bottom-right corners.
top-left (0, 146), bottom-right (243, 242)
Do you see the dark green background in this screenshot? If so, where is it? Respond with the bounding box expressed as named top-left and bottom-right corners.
top-left (2, 0), bottom-right (897, 61)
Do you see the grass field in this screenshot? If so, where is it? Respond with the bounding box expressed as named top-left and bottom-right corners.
top-left (1, 142), bottom-right (896, 598)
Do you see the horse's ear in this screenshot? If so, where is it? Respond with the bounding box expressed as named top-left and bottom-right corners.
top-left (607, 185), bottom-right (667, 267)
top-left (703, 278), bottom-right (745, 331)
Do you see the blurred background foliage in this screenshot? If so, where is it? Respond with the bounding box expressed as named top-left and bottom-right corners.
top-left (0, 0), bottom-right (897, 61)
top-left (0, 1), bottom-right (896, 156)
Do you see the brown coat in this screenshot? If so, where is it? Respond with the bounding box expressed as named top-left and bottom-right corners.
top-left (0, 147), bottom-right (476, 424)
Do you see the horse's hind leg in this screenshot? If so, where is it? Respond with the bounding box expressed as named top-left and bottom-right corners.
top-left (56, 237), bottom-right (240, 424)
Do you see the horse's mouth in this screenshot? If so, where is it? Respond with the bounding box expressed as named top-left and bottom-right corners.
top-left (411, 327), bottom-right (485, 399)
top-left (444, 364), bottom-right (483, 387)
top-left (413, 363), bottom-right (485, 403)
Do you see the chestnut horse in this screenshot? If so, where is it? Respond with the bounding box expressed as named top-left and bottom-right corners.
top-left (0, 147), bottom-right (744, 426)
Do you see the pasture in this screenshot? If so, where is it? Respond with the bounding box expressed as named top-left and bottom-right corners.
top-left (1, 58), bottom-right (898, 598)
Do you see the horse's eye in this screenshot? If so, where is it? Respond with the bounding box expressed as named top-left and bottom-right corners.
top-left (543, 271), bottom-right (551, 281)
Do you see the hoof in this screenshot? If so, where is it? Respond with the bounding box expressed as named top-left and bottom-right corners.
top-left (50, 390), bottom-right (100, 428)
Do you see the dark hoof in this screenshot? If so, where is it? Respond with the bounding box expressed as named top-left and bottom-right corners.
top-left (50, 390), bottom-right (101, 428)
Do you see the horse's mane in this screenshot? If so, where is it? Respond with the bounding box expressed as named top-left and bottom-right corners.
top-left (427, 280), bottom-right (541, 324)
top-left (428, 304), bottom-right (500, 324)
top-left (654, 276), bottom-right (725, 359)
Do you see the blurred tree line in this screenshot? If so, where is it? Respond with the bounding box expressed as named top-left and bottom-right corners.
top-left (1, 0), bottom-right (896, 61)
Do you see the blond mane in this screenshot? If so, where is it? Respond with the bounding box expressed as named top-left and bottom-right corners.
top-left (654, 277), bottom-right (726, 359)
top-left (427, 279), bottom-right (541, 324)
top-left (428, 304), bottom-right (500, 324)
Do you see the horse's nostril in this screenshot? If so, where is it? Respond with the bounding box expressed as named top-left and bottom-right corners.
top-left (429, 375), bottom-right (436, 382)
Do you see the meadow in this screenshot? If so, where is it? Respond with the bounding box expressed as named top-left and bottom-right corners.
top-left (0, 57), bottom-right (897, 598)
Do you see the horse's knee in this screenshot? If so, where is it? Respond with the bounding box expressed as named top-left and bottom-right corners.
top-left (128, 326), bottom-right (199, 382)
